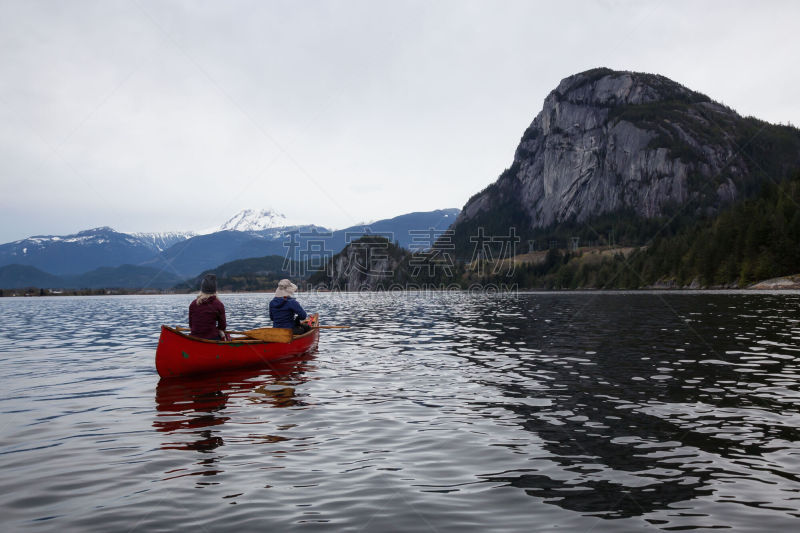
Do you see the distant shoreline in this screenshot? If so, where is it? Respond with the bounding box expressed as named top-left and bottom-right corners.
top-left (3, 277), bottom-right (800, 298)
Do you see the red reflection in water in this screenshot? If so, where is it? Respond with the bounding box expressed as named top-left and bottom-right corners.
top-left (153, 355), bottom-right (314, 454)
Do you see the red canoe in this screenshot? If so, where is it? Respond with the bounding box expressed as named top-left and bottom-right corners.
top-left (155, 317), bottom-right (320, 378)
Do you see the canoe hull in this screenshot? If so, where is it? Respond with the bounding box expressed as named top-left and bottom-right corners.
top-left (155, 320), bottom-right (319, 378)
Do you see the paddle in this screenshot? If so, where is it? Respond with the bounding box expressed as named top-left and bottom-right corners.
top-left (176, 326), bottom-right (289, 342)
top-left (176, 325), bottom-right (349, 343)
top-left (229, 328), bottom-right (293, 343)
top-left (228, 326), bottom-right (349, 342)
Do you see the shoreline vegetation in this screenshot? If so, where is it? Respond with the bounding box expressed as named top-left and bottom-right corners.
top-left (2, 274), bottom-right (799, 298)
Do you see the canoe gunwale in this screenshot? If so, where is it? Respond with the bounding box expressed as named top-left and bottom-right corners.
top-left (162, 321), bottom-right (318, 345)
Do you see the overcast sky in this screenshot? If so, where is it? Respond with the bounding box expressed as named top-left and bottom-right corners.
top-left (1, 0), bottom-right (798, 242)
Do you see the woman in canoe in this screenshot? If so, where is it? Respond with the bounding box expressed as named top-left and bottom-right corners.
top-left (189, 274), bottom-right (230, 340)
top-left (269, 279), bottom-right (311, 335)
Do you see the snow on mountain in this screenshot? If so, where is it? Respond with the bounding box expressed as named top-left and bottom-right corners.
top-left (0, 209), bottom-right (460, 280)
top-left (219, 209), bottom-right (293, 232)
top-left (13, 227), bottom-right (120, 248)
top-left (0, 227), bottom-right (163, 276)
top-left (131, 231), bottom-right (196, 252)
top-left (195, 208), bottom-right (314, 235)
top-left (12, 227), bottom-right (195, 254)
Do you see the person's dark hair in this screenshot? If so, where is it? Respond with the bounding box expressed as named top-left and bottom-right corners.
top-left (200, 274), bottom-right (217, 294)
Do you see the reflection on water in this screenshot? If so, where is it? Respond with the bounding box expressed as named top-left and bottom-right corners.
top-left (1, 292), bottom-right (799, 531)
top-left (443, 293), bottom-right (800, 525)
top-left (154, 356), bottom-right (314, 455)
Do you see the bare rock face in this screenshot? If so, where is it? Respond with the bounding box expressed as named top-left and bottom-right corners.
top-left (454, 68), bottom-right (789, 232)
top-left (329, 246), bottom-right (395, 291)
top-left (316, 236), bottom-right (407, 291)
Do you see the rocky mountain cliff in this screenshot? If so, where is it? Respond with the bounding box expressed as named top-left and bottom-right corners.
top-left (452, 68), bottom-right (800, 247)
top-left (309, 236), bottom-right (411, 291)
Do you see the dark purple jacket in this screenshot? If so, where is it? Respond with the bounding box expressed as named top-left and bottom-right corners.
top-left (189, 296), bottom-right (227, 340)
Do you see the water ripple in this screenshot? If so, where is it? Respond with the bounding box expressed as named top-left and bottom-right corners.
top-left (1, 292), bottom-right (799, 530)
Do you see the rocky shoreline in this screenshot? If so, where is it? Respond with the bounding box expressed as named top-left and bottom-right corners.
top-left (645, 275), bottom-right (800, 290)
top-left (747, 275), bottom-right (800, 290)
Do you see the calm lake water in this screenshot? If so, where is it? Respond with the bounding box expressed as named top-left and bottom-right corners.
top-left (1, 291), bottom-right (799, 531)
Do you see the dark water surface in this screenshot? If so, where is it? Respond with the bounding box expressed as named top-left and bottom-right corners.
top-left (1, 292), bottom-right (800, 531)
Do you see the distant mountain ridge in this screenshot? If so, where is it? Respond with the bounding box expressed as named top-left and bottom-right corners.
top-left (152, 208), bottom-right (459, 278)
top-left (151, 225), bottom-right (330, 278)
top-left (131, 231), bottom-right (197, 252)
top-left (0, 227), bottom-right (176, 276)
top-left (0, 264), bottom-right (63, 289)
top-left (0, 263), bottom-right (184, 289)
top-left (0, 208), bottom-right (460, 287)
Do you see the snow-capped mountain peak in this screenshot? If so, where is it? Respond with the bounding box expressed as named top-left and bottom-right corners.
top-left (217, 209), bottom-right (292, 232)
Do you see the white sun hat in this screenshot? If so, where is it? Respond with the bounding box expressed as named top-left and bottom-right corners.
top-left (275, 279), bottom-right (298, 298)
